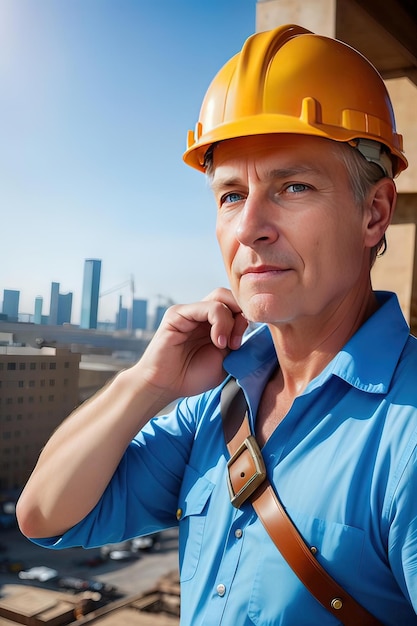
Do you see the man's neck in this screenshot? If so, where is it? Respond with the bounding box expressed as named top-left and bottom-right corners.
top-left (267, 289), bottom-right (379, 397)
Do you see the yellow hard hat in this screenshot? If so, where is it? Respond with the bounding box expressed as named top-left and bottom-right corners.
top-left (183, 24), bottom-right (407, 176)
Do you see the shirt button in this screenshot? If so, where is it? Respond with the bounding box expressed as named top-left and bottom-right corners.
top-left (235, 529), bottom-right (243, 539)
top-left (216, 584), bottom-right (226, 597)
top-left (176, 508), bottom-right (182, 520)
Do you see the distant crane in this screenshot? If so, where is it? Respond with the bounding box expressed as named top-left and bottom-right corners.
top-left (100, 276), bottom-right (135, 332)
top-left (100, 276), bottom-right (135, 300)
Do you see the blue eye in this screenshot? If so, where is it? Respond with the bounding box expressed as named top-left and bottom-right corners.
top-left (286, 183), bottom-right (309, 193)
top-left (221, 192), bottom-right (244, 204)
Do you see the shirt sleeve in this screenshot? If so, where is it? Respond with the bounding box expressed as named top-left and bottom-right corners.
top-left (387, 446), bottom-right (417, 613)
top-left (30, 394), bottom-right (202, 550)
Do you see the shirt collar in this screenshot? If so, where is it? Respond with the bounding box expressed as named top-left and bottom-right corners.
top-left (224, 291), bottom-right (410, 396)
top-left (327, 291), bottom-right (410, 394)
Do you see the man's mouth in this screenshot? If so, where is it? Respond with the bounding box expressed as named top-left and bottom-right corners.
top-left (241, 264), bottom-right (289, 277)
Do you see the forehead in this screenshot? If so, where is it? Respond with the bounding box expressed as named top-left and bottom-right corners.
top-left (210, 134), bottom-right (339, 176)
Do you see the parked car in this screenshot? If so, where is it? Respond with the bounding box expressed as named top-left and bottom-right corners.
top-left (131, 533), bottom-right (160, 551)
top-left (100, 532), bottom-right (161, 560)
top-left (100, 540), bottom-right (135, 561)
top-left (58, 576), bottom-right (117, 597)
top-left (18, 566), bottom-right (58, 582)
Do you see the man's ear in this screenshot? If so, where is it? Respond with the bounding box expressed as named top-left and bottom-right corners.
top-left (364, 178), bottom-right (397, 248)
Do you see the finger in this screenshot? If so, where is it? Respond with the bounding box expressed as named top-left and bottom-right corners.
top-left (208, 301), bottom-right (248, 350)
top-left (164, 297), bottom-right (246, 353)
top-left (205, 290), bottom-right (248, 349)
top-left (202, 289), bottom-right (248, 349)
top-left (162, 300), bottom-right (234, 352)
top-left (203, 287), bottom-right (242, 314)
top-left (228, 311), bottom-right (249, 350)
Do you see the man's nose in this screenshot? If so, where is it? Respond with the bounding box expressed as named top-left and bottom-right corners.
top-left (235, 194), bottom-right (279, 246)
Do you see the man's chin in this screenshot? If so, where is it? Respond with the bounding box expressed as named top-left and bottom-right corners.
top-left (240, 295), bottom-right (290, 325)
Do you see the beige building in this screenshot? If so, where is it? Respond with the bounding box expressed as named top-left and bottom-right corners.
top-left (0, 347), bottom-right (80, 490)
top-left (256, 0), bottom-right (417, 332)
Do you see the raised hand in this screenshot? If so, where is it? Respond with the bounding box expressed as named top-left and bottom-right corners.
top-left (135, 287), bottom-right (248, 402)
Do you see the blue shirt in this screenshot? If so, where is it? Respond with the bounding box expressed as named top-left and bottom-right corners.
top-left (33, 292), bottom-right (417, 625)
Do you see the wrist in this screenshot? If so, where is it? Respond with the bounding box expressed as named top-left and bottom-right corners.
top-left (116, 366), bottom-right (178, 421)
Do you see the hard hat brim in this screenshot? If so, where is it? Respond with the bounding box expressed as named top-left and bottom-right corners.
top-left (183, 115), bottom-right (407, 175)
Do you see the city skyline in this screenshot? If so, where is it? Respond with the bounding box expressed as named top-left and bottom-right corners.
top-left (0, 1), bottom-right (255, 325)
top-left (1, 257), bottom-right (165, 326)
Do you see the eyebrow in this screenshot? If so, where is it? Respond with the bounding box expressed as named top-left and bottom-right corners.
top-left (266, 166), bottom-right (321, 179)
top-left (210, 177), bottom-right (243, 194)
top-left (210, 165), bottom-right (322, 193)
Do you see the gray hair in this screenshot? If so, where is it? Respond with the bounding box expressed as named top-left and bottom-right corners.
top-left (333, 141), bottom-right (390, 266)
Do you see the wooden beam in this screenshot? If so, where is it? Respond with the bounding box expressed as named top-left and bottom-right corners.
top-left (392, 193), bottom-right (417, 224)
top-left (392, 193), bottom-right (417, 333)
top-left (352, 0), bottom-right (417, 67)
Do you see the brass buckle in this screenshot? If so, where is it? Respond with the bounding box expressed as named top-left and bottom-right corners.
top-left (227, 435), bottom-right (266, 508)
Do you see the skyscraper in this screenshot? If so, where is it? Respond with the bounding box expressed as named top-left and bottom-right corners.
top-left (49, 282), bottom-right (60, 325)
top-left (132, 298), bottom-right (148, 330)
top-left (153, 304), bottom-right (168, 331)
top-left (34, 296), bottom-right (43, 325)
top-left (49, 283), bottom-right (73, 325)
top-left (2, 289), bottom-right (20, 322)
top-left (57, 292), bottom-right (73, 325)
top-left (115, 295), bottom-right (127, 330)
top-left (80, 259), bottom-right (101, 329)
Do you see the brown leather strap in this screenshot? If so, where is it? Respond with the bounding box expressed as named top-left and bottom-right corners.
top-left (221, 377), bottom-right (383, 626)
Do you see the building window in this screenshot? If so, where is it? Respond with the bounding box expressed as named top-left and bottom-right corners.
top-left (7, 362), bottom-right (16, 370)
top-left (30, 362), bottom-right (36, 370)
top-left (64, 362), bottom-right (70, 368)
top-left (17, 397), bottom-right (24, 404)
top-left (40, 379), bottom-right (46, 387)
top-left (29, 380), bottom-right (36, 388)
top-left (48, 394), bottom-right (55, 402)
top-left (19, 362), bottom-right (26, 370)
top-left (49, 379), bottom-right (55, 387)
top-left (41, 362), bottom-right (47, 370)
top-left (49, 362), bottom-right (56, 370)
top-left (18, 380), bottom-right (24, 388)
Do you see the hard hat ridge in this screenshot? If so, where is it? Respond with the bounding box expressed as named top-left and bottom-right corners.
top-left (228, 24), bottom-right (311, 119)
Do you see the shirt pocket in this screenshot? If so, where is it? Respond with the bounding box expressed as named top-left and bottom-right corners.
top-left (177, 463), bottom-right (215, 582)
top-left (248, 514), bottom-right (365, 625)
top-left (301, 513), bottom-right (366, 578)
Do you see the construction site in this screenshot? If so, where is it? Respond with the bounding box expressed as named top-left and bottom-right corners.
top-left (0, 572), bottom-right (180, 626)
top-left (0, 526), bottom-right (180, 626)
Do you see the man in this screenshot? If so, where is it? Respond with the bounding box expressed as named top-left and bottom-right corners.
top-left (17, 24), bottom-right (416, 625)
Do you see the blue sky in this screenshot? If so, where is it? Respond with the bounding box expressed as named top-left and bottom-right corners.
top-left (0, 0), bottom-right (256, 323)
